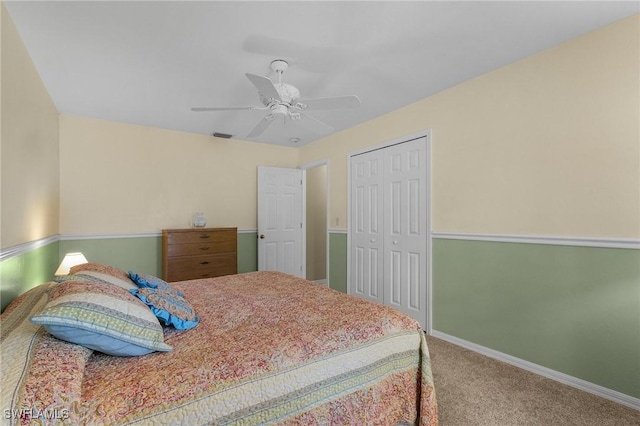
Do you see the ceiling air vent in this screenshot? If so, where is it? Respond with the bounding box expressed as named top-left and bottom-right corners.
top-left (212, 132), bottom-right (233, 139)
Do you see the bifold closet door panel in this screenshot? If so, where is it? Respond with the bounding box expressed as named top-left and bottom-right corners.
top-left (350, 149), bottom-right (385, 306)
top-left (383, 139), bottom-right (428, 323)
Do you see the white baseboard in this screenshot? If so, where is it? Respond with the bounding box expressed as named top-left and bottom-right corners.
top-left (430, 330), bottom-right (640, 411)
top-left (312, 279), bottom-right (328, 287)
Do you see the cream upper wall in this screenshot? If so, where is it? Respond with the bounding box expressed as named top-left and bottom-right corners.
top-left (299, 15), bottom-right (640, 239)
top-left (1, 2), bottom-right (59, 248)
top-left (59, 115), bottom-right (298, 234)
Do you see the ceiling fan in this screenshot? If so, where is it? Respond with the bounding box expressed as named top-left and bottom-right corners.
top-left (192, 60), bottom-right (361, 138)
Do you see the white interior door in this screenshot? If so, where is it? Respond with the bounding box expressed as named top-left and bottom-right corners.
top-left (349, 135), bottom-right (429, 328)
top-left (257, 166), bottom-right (303, 277)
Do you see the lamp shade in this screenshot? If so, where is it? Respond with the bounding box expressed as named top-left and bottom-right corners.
top-left (55, 252), bottom-right (88, 276)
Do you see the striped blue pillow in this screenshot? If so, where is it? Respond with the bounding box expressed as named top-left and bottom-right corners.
top-left (30, 280), bottom-right (172, 356)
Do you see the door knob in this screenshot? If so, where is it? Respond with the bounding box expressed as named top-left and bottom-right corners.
top-left (259, 234), bottom-right (265, 239)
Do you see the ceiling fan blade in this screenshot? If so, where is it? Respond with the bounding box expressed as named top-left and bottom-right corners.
top-left (247, 115), bottom-right (274, 138)
top-left (191, 106), bottom-right (260, 112)
top-left (296, 95), bottom-right (361, 111)
top-left (246, 73), bottom-right (281, 102)
top-left (299, 112), bottom-right (334, 135)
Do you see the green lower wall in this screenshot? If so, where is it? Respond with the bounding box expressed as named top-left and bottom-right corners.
top-left (0, 241), bottom-right (60, 312)
top-left (59, 237), bottom-right (163, 276)
top-left (237, 232), bottom-right (258, 273)
top-left (433, 238), bottom-right (640, 399)
top-left (329, 232), bottom-right (347, 293)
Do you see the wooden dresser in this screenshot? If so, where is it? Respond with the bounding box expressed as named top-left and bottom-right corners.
top-left (162, 227), bottom-right (237, 282)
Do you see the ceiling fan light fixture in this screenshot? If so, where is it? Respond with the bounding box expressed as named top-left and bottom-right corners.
top-left (271, 104), bottom-right (289, 116)
top-left (273, 83), bottom-right (299, 103)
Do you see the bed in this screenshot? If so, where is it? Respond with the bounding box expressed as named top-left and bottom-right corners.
top-left (1, 269), bottom-right (438, 425)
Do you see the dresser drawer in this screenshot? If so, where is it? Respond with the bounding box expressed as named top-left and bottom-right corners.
top-left (166, 240), bottom-right (236, 257)
top-left (165, 254), bottom-right (237, 282)
top-left (166, 229), bottom-right (236, 245)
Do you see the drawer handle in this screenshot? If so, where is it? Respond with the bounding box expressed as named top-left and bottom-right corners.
top-left (199, 235), bottom-right (210, 239)
top-left (200, 261), bottom-right (210, 265)
top-left (200, 246), bottom-right (210, 251)
top-left (201, 273), bottom-right (210, 277)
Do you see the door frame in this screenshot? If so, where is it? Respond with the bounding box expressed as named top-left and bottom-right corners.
top-left (300, 159), bottom-right (330, 287)
top-left (347, 130), bottom-right (432, 333)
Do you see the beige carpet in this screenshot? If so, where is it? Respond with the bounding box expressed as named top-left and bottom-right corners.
top-left (425, 335), bottom-right (640, 426)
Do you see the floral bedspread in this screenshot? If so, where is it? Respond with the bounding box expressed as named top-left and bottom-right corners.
top-left (1, 271), bottom-right (438, 425)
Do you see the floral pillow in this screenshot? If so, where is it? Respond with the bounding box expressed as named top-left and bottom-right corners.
top-left (70, 261), bottom-right (130, 281)
top-left (53, 272), bottom-right (134, 290)
top-left (70, 262), bottom-right (137, 290)
top-left (130, 287), bottom-right (199, 330)
top-left (129, 271), bottom-right (184, 297)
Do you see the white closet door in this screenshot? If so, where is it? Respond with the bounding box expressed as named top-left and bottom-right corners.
top-left (383, 138), bottom-right (428, 324)
top-left (349, 149), bottom-right (385, 305)
top-left (349, 135), bottom-right (428, 328)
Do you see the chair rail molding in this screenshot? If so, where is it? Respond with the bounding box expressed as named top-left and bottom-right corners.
top-left (432, 231), bottom-right (640, 250)
top-left (0, 235), bottom-right (60, 261)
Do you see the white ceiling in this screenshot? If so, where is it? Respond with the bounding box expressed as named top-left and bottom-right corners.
top-left (5, 1), bottom-right (639, 147)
